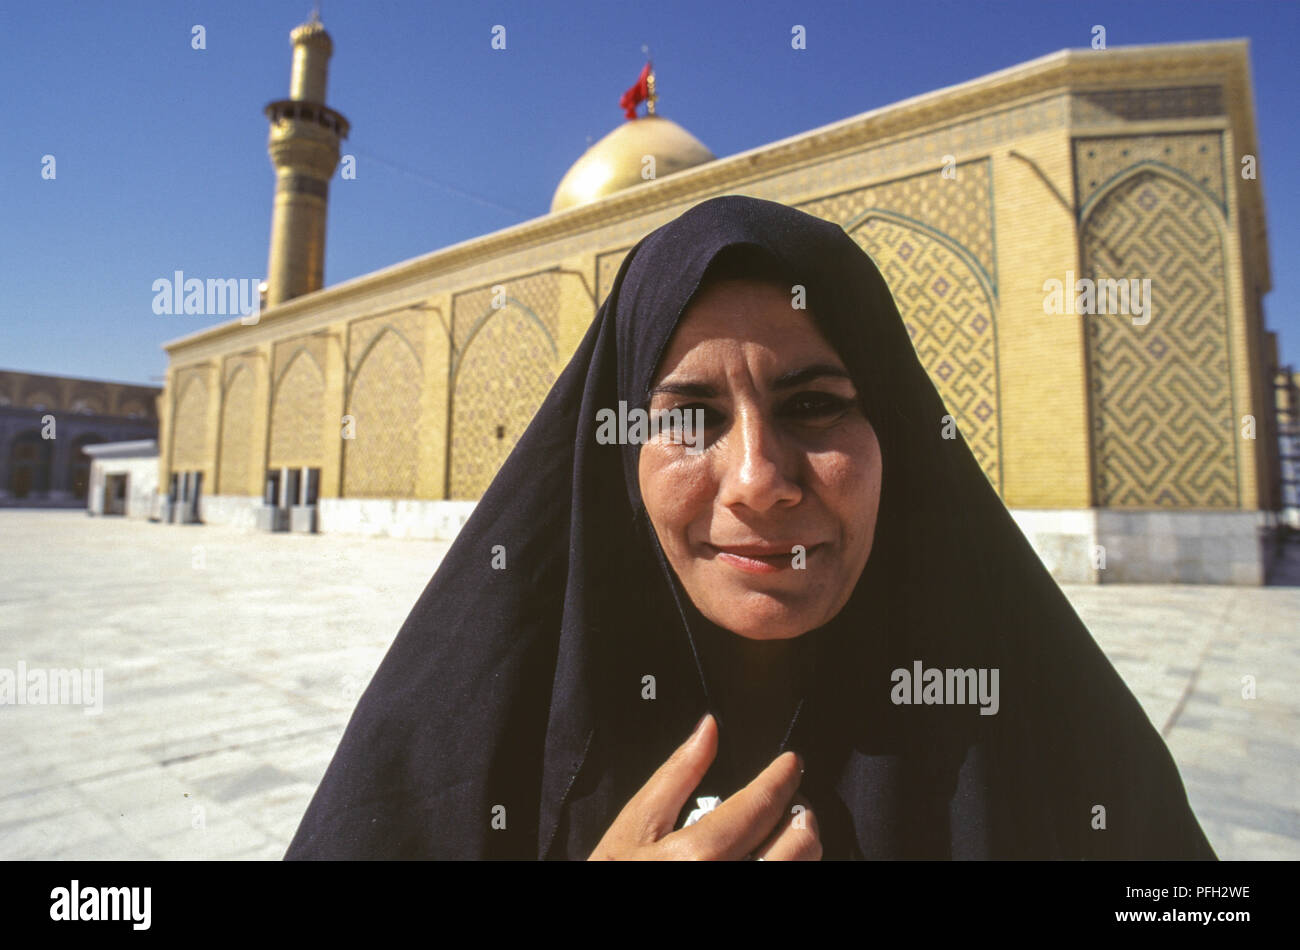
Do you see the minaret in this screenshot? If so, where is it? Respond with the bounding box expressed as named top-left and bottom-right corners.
top-left (262, 10), bottom-right (349, 308)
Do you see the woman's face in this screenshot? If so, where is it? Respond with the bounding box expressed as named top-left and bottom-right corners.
top-left (637, 277), bottom-right (883, 641)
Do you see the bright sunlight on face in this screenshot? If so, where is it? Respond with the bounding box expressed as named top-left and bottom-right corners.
top-left (637, 277), bottom-right (883, 641)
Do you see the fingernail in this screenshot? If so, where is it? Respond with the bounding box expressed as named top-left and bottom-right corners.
top-left (691, 713), bottom-right (711, 737)
top-left (793, 751), bottom-right (805, 774)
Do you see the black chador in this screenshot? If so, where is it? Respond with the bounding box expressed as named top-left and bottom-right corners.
top-left (286, 195), bottom-right (1215, 861)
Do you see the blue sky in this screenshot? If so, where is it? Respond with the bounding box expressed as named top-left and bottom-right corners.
top-left (3, 0), bottom-right (1297, 385)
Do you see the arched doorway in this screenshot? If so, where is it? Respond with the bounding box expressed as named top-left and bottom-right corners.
top-left (9, 431), bottom-right (52, 499)
top-left (1080, 169), bottom-right (1235, 507)
top-left (343, 328), bottom-right (422, 498)
top-left (846, 213), bottom-right (1002, 494)
top-left (449, 303), bottom-right (557, 499)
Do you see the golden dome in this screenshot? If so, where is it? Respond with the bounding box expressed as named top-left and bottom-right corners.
top-left (551, 115), bottom-right (714, 213)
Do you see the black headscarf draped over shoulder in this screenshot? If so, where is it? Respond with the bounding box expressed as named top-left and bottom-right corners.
top-left (286, 195), bottom-right (1214, 860)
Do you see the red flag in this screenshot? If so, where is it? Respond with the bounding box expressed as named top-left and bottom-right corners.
top-left (620, 62), bottom-right (651, 120)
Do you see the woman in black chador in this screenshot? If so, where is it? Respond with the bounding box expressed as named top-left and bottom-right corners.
top-left (286, 195), bottom-right (1215, 860)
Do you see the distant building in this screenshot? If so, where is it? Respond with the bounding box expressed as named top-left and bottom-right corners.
top-left (1277, 367), bottom-right (1300, 529)
top-left (83, 441), bottom-right (160, 519)
top-left (158, 15), bottom-right (1286, 584)
top-left (0, 370), bottom-right (160, 505)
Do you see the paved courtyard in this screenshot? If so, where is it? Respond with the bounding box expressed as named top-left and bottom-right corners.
top-left (1, 509), bottom-right (1296, 860)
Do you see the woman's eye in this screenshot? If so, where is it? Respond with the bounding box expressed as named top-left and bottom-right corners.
top-left (784, 392), bottom-right (852, 418)
top-left (697, 405), bottom-right (727, 427)
top-left (651, 404), bottom-right (724, 430)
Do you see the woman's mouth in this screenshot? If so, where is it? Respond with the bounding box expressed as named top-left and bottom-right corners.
top-left (708, 542), bottom-right (822, 575)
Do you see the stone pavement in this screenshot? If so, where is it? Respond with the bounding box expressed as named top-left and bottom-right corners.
top-left (1, 510), bottom-right (1296, 860)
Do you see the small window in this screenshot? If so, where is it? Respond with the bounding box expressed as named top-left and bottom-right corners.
top-left (285, 469), bottom-right (301, 509)
top-left (303, 468), bottom-right (320, 506)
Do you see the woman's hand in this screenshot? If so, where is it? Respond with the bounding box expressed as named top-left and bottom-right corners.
top-left (586, 714), bottom-right (822, 860)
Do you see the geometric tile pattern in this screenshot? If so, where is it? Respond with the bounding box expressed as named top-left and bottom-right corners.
top-left (452, 272), bottom-right (561, 354)
top-left (1081, 169), bottom-right (1237, 507)
top-left (268, 346), bottom-right (326, 469)
top-left (171, 370), bottom-right (210, 470)
top-left (1071, 87), bottom-right (1224, 127)
top-left (448, 309), bottom-right (557, 499)
top-left (343, 327), bottom-right (422, 498)
top-left (597, 248), bottom-right (632, 306)
top-left (158, 71), bottom-right (1255, 515)
top-left (798, 161), bottom-right (996, 292)
top-left (846, 215), bottom-right (1001, 493)
top-left (448, 272), bottom-right (561, 499)
top-left (347, 309), bottom-right (425, 375)
top-left (1075, 132), bottom-right (1225, 214)
top-left (762, 96), bottom-right (1067, 216)
top-left (748, 88), bottom-right (1220, 222)
top-left (272, 333), bottom-right (327, 382)
top-left (218, 363), bottom-right (255, 494)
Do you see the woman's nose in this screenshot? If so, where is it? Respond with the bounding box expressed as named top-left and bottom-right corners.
top-left (715, 406), bottom-right (801, 512)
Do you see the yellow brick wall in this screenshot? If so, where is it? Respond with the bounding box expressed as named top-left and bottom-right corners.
top-left (268, 339), bottom-right (327, 469)
top-left (415, 298), bottom-right (451, 500)
top-left (342, 314), bottom-right (424, 498)
top-left (161, 57), bottom-right (1268, 516)
top-left (170, 366), bottom-right (214, 475)
top-left (217, 361), bottom-right (256, 494)
top-left (991, 130), bottom-right (1091, 507)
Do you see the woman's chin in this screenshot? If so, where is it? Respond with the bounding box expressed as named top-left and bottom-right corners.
top-left (696, 589), bottom-right (828, 641)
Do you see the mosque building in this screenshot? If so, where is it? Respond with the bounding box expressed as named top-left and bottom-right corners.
top-left (155, 13), bottom-right (1289, 584)
top-left (0, 369), bottom-right (159, 506)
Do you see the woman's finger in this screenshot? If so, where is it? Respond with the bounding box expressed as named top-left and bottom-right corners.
top-left (623, 713), bottom-right (719, 840)
top-left (752, 794), bottom-right (821, 861)
top-left (674, 750), bottom-right (802, 860)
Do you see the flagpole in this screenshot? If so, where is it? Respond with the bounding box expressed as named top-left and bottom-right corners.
top-left (641, 43), bottom-right (656, 116)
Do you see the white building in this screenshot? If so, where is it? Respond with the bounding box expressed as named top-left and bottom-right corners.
top-left (84, 441), bottom-right (160, 520)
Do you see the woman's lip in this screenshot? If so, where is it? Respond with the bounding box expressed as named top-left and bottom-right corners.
top-left (712, 544), bottom-right (804, 557)
top-left (707, 543), bottom-right (822, 574)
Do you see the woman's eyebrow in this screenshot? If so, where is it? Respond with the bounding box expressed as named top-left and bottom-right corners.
top-left (649, 364), bottom-right (853, 398)
top-left (648, 381), bottom-right (717, 398)
top-left (771, 364), bottom-right (854, 389)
